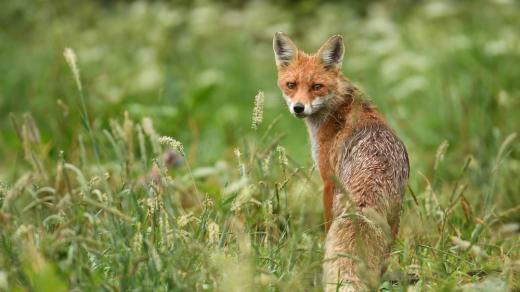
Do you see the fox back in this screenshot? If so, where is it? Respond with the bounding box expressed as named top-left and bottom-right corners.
top-left (273, 32), bottom-right (409, 291)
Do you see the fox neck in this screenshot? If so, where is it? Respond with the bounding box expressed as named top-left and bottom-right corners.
top-left (304, 83), bottom-right (358, 167)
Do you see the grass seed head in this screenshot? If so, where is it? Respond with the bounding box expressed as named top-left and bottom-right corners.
top-left (142, 117), bottom-right (156, 136)
top-left (63, 48), bottom-right (82, 92)
top-left (276, 145), bottom-right (288, 166)
top-left (251, 90), bottom-right (264, 129)
top-left (434, 140), bottom-right (449, 170)
top-left (158, 136), bottom-right (185, 156)
top-left (207, 221), bottom-right (220, 246)
top-left (0, 182), bottom-right (8, 196)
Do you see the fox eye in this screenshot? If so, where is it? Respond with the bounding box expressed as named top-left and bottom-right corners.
top-left (312, 84), bottom-right (323, 91)
top-left (287, 82), bottom-right (296, 89)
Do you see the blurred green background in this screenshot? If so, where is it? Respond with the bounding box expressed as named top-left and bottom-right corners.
top-left (1, 0), bottom-right (519, 290)
top-left (1, 0), bottom-right (519, 208)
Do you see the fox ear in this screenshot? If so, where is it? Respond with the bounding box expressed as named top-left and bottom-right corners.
top-left (273, 32), bottom-right (298, 67)
top-left (317, 35), bottom-right (344, 70)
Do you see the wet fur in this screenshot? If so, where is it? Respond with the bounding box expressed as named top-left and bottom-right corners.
top-left (273, 33), bottom-right (409, 291)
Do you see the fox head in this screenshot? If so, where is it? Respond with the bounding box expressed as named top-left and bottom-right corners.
top-left (273, 32), bottom-right (346, 118)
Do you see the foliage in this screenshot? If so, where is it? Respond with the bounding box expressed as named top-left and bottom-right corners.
top-left (0, 0), bottom-right (519, 290)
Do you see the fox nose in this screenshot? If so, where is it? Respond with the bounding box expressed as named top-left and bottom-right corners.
top-left (293, 103), bottom-right (305, 114)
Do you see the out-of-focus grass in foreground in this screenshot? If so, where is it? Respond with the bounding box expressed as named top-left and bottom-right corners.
top-left (0, 0), bottom-right (519, 291)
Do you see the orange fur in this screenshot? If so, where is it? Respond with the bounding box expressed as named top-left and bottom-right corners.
top-left (274, 32), bottom-right (409, 291)
top-left (317, 101), bottom-right (386, 231)
top-left (277, 52), bottom-right (342, 108)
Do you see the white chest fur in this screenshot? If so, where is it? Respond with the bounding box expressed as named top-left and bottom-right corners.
top-left (305, 116), bottom-right (325, 169)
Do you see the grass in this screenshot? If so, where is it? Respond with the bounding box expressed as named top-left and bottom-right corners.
top-left (0, 0), bottom-right (519, 291)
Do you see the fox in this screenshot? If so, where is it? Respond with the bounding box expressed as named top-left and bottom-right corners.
top-left (273, 32), bottom-right (409, 291)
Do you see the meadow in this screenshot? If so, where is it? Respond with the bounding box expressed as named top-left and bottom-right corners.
top-left (0, 0), bottom-right (519, 291)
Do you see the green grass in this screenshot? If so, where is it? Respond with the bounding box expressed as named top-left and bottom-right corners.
top-left (0, 0), bottom-right (519, 291)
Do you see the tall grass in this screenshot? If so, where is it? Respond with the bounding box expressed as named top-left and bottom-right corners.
top-left (0, 0), bottom-right (519, 291)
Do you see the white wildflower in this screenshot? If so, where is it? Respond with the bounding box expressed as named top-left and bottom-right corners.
top-left (498, 90), bottom-right (509, 107)
top-left (134, 65), bottom-right (161, 92)
top-left (422, 1), bottom-right (454, 18)
top-left (484, 39), bottom-right (509, 56)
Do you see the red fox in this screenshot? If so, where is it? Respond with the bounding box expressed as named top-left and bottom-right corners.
top-left (273, 32), bottom-right (409, 291)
